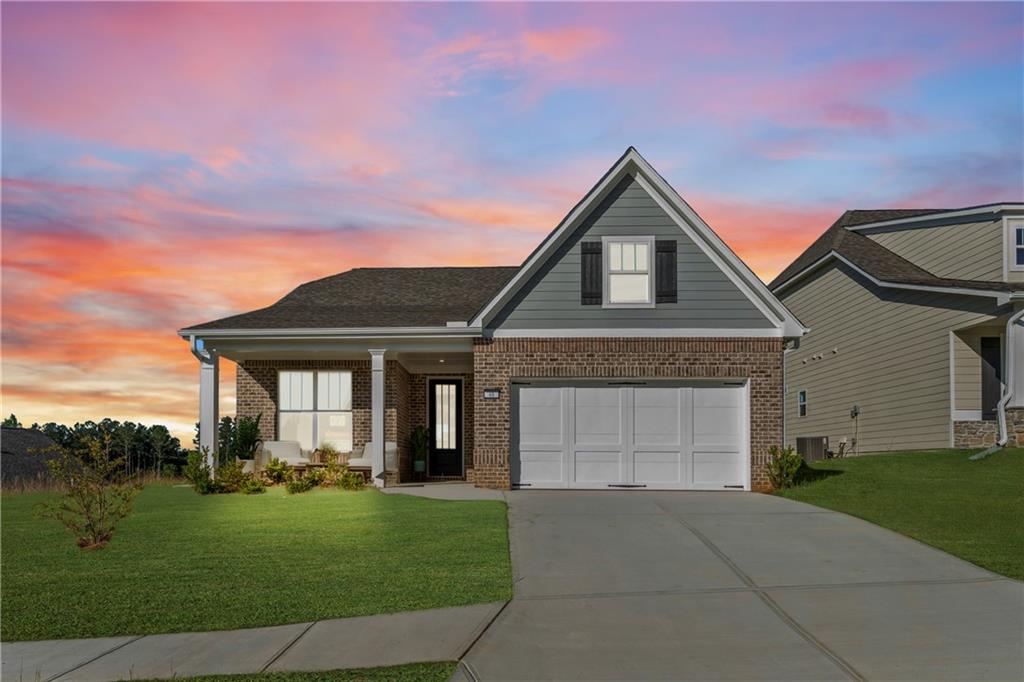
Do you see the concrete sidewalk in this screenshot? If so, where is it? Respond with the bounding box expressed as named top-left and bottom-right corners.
top-left (1, 603), bottom-right (504, 682)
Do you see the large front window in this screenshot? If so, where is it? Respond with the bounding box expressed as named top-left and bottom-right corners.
top-left (278, 371), bottom-right (353, 452)
top-left (604, 236), bottom-right (654, 306)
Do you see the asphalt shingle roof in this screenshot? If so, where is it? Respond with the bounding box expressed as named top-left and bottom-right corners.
top-left (184, 266), bottom-right (520, 331)
top-left (769, 209), bottom-right (1022, 293)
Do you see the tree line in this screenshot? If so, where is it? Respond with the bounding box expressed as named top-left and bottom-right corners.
top-left (3, 414), bottom-right (189, 477)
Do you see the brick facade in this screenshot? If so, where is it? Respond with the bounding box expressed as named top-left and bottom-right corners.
top-left (472, 337), bottom-right (785, 491)
top-left (954, 408), bottom-right (1024, 448)
top-left (235, 359), bottom-right (473, 483)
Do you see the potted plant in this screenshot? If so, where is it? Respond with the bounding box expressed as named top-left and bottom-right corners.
top-left (410, 426), bottom-right (429, 479)
top-left (231, 413), bottom-right (263, 474)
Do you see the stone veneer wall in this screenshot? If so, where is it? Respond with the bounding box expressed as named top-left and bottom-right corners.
top-left (954, 408), bottom-right (1024, 448)
top-left (472, 337), bottom-right (784, 491)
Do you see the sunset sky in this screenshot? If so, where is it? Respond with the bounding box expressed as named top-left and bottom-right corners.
top-left (2, 2), bottom-right (1022, 444)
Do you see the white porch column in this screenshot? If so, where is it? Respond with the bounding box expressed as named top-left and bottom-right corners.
top-left (194, 340), bottom-right (219, 470)
top-left (369, 349), bottom-right (387, 487)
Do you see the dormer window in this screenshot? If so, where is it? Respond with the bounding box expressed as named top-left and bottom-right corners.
top-left (603, 236), bottom-right (655, 307)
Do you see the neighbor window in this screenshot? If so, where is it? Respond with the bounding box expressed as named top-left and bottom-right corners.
top-left (1008, 219), bottom-right (1024, 272)
top-left (278, 370), bottom-right (353, 452)
top-left (797, 390), bottom-right (807, 417)
top-left (604, 236), bottom-right (654, 306)
top-left (1015, 225), bottom-right (1024, 268)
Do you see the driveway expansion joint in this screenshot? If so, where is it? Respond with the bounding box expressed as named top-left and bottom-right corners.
top-left (653, 499), bottom-right (867, 682)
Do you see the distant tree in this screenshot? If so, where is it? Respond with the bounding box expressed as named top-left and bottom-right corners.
top-left (148, 425), bottom-right (177, 478)
top-left (2, 414), bottom-right (22, 428)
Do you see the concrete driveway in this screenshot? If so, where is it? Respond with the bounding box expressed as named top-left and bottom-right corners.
top-left (460, 491), bottom-right (1023, 681)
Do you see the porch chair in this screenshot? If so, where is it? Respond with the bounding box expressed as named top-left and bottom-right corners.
top-left (347, 441), bottom-right (398, 477)
top-left (258, 441), bottom-right (311, 469)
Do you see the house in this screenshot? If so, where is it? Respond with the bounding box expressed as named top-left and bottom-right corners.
top-left (179, 148), bottom-right (806, 491)
top-left (769, 205), bottom-right (1024, 456)
top-left (1, 427), bottom-right (59, 487)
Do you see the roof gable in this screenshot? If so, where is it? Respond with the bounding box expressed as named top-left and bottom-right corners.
top-left (472, 147), bottom-right (806, 336)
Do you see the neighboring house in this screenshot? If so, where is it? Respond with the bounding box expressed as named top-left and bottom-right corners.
top-left (769, 205), bottom-right (1024, 456)
top-left (1, 427), bottom-right (58, 487)
top-left (179, 148), bottom-right (805, 491)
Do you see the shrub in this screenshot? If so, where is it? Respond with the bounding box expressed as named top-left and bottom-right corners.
top-left (240, 475), bottom-right (266, 495)
top-left (338, 468), bottom-right (366, 491)
top-left (215, 458), bottom-right (247, 493)
top-left (160, 462), bottom-right (180, 478)
top-left (306, 467), bottom-right (326, 486)
top-left (231, 414), bottom-right (263, 461)
top-left (263, 457), bottom-right (289, 484)
top-left (285, 474), bottom-right (315, 495)
top-left (184, 449), bottom-right (211, 486)
top-left (767, 445), bottom-right (803, 490)
top-left (35, 437), bottom-right (140, 550)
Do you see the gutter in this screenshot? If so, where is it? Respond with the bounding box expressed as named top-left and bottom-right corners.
top-left (177, 326), bottom-right (483, 340)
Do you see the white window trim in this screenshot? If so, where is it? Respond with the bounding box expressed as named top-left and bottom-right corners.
top-left (601, 235), bottom-right (656, 308)
top-left (278, 370), bottom-right (354, 452)
top-left (1005, 217), bottom-right (1024, 276)
top-left (797, 390), bottom-right (807, 417)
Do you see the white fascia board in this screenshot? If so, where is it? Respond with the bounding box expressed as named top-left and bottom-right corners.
top-left (470, 147), bottom-right (808, 338)
top-left (772, 251), bottom-right (1014, 304)
top-left (492, 327), bottom-right (785, 338)
top-left (177, 326), bottom-right (483, 340)
top-left (845, 204), bottom-right (1024, 232)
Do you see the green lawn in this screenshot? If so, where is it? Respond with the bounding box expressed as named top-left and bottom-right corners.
top-left (1, 486), bottom-right (511, 641)
top-left (135, 662), bottom-right (456, 682)
top-left (779, 448), bottom-right (1024, 579)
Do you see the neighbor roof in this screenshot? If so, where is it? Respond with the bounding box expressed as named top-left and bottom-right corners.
top-left (769, 208), bottom-right (1023, 294)
top-left (183, 267), bottom-right (520, 331)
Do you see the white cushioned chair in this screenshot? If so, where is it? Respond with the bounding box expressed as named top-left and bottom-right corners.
top-left (348, 441), bottom-right (398, 471)
top-left (258, 441), bottom-right (310, 468)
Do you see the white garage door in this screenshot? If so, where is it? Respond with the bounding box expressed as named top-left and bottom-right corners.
top-left (512, 380), bottom-right (748, 490)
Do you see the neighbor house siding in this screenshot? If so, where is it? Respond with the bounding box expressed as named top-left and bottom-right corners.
top-left (490, 175), bottom-right (773, 330)
top-left (780, 262), bottom-right (1002, 453)
top-left (864, 218), bottom-right (1003, 282)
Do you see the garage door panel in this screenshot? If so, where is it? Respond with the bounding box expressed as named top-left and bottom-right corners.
top-left (693, 387), bottom-right (743, 447)
top-left (574, 388), bottom-right (623, 445)
top-left (519, 450), bottom-right (566, 485)
top-left (633, 388), bottom-right (681, 446)
top-left (519, 387), bottom-right (565, 446)
top-left (573, 450), bottom-right (623, 484)
top-left (634, 450), bottom-right (683, 485)
top-left (692, 450), bottom-right (744, 487)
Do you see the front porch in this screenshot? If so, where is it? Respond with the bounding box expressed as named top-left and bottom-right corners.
top-left (951, 315), bottom-right (1024, 448)
top-left (191, 334), bottom-right (478, 486)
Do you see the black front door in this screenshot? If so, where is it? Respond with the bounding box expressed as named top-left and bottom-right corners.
top-left (981, 337), bottom-right (1002, 421)
top-left (428, 378), bottom-right (463, 476)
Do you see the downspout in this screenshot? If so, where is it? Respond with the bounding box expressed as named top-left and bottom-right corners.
top-left (782, 340), bottom-right (796, 447)
top-left (972, 305), bottom-right (1024, 459)
top-left (996, 306), bottom-right (1024, 446)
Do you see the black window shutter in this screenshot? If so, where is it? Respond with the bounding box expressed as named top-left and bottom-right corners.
top-left (655, 240), bottom-right (677, 303)
top-left (580, 241), bottom-right (602, 305)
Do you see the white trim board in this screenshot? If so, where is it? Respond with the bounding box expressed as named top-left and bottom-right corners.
top-left (772, 250), bottom-right (1016, 304)
top-left (845, 204), bottom-right (1024, 232)
top-left (469, 147), bottom-right (807, 338)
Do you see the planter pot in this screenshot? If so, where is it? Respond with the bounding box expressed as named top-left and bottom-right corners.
top-left (414, 460), bottom-right (426, 473)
